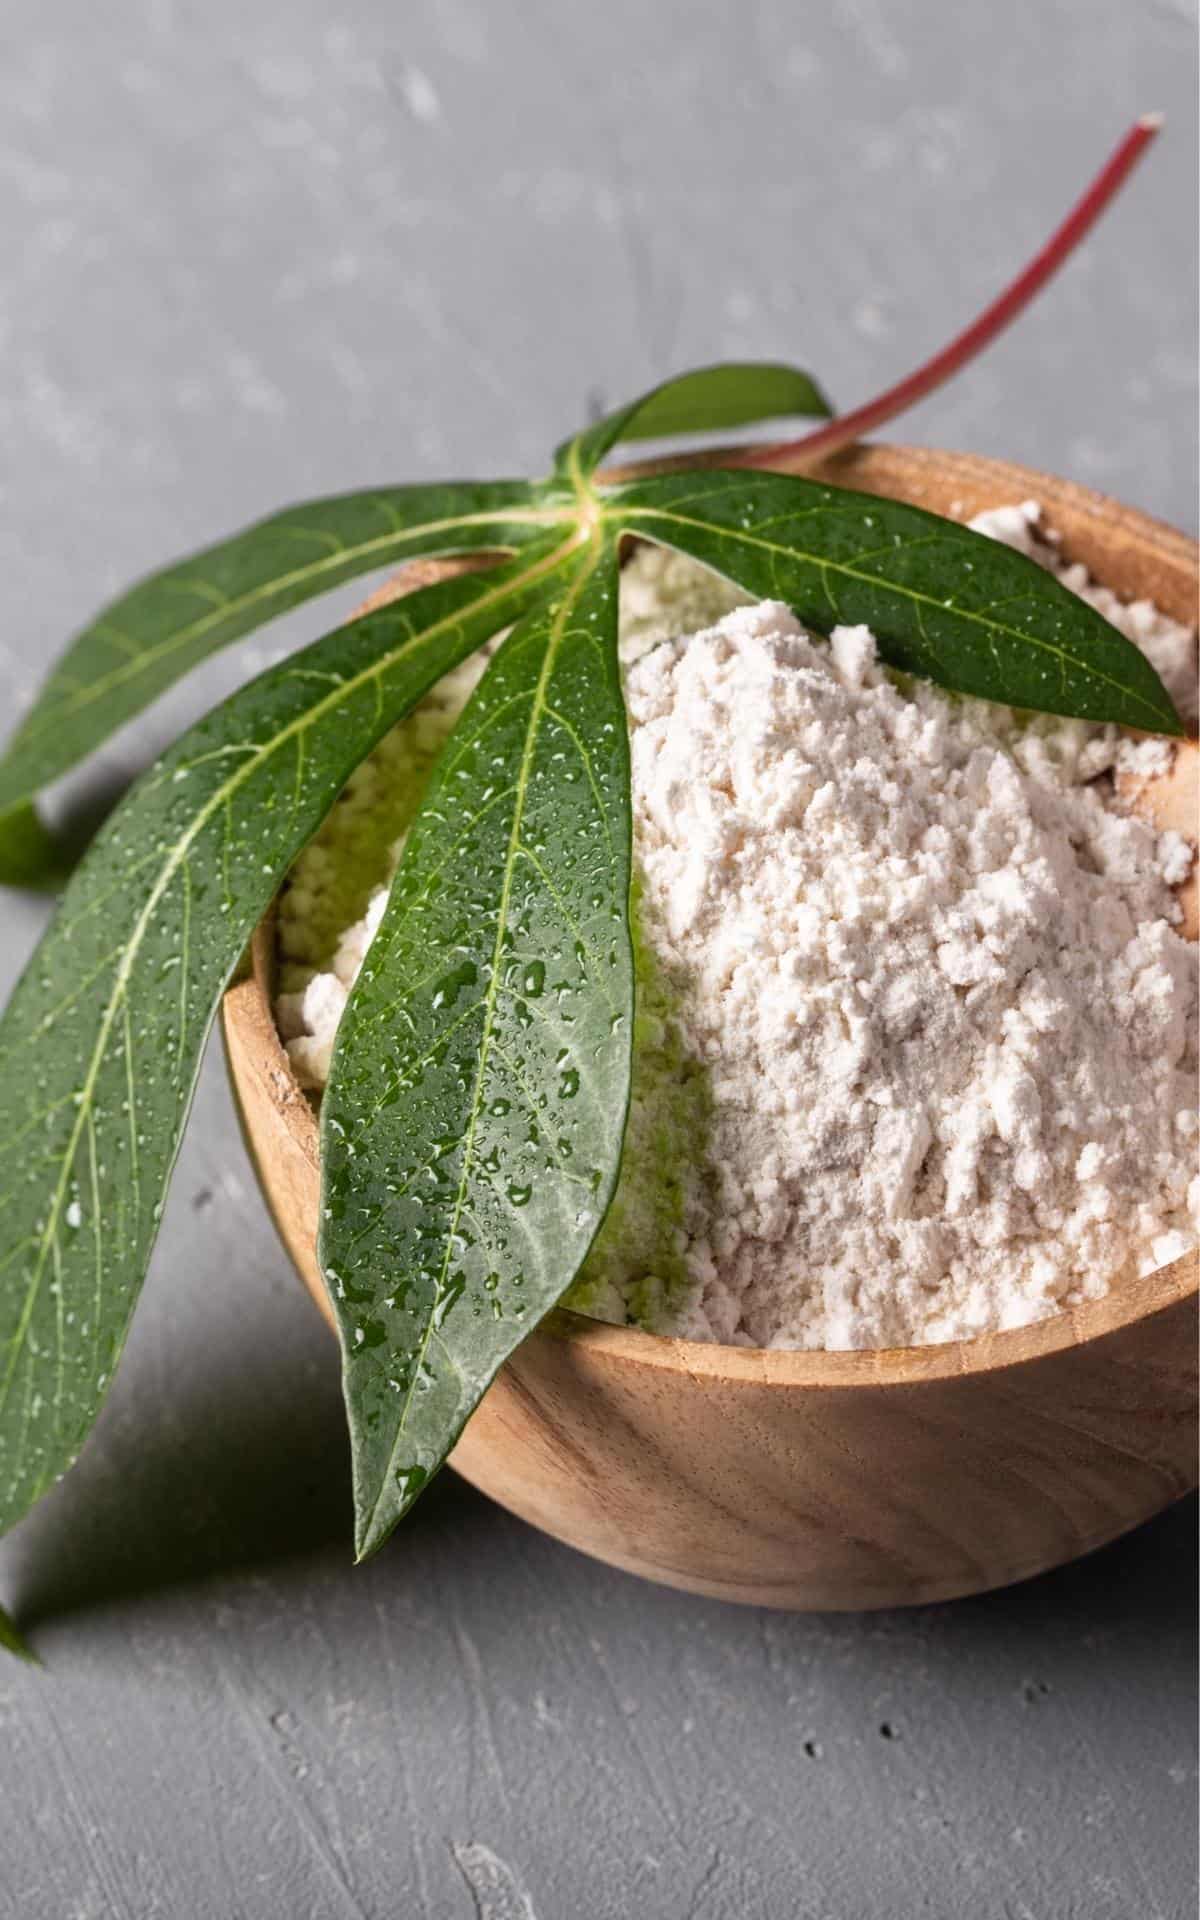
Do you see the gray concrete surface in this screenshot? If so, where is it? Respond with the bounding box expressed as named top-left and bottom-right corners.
top-left (1, 2), bottom-right (1197, 1915)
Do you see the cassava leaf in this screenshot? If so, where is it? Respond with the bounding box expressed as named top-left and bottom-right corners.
top-left (0, 802), bottom-right (68, 890)
top-left (1, 349), bottom-right (1187, 1594)
top-left (319, 544), bottom-right (633, 1559)
top-left (0, 480), bottom-right (567, 840)
top-left (0, 1602), bottom-right (36, 1663)
top-left (0, 537), bottom-right (577, 1539)
top-left (556, 361), bottom-right (832, 482)
top-left (604, 469), bottom-right (1183, 733)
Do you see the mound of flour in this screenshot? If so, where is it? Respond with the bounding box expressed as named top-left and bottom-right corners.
top-left (277, 508), bottom-right (1198, 1350)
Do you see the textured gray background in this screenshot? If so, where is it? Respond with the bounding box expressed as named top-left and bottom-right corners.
top-left (0, 2), bottom-right (1197, 1916)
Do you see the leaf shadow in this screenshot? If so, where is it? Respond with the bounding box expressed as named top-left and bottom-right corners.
top-left (51, 768), bottom-right (134, 866)
top-left (5, 1311), bottom-right (495, 1638)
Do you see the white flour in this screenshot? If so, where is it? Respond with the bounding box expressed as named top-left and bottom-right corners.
top-left (277, 506), bottom-right (1198, 1350)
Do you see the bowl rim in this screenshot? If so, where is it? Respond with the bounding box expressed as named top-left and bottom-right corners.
top-left (532, 1255), bottom-right (1197, 1382)
top-left (225, 440), bottom-right (1200, 1391)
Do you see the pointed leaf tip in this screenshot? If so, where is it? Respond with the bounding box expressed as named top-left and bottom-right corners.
top-left (0, 801), bottom-right (69, 890)
top-left (0, 1603), bottom-right (38, 1664)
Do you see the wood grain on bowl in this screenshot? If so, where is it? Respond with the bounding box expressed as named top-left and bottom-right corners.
top-left (222, 443), bottom-right (1199, 1610)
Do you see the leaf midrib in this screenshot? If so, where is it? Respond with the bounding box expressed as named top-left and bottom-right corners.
top-left (612, 498), bottom-right (1175, 730)
top-left (360, 536), bottom-right (607, 1549)
top-left (0, 535), bottom-right (579, 1483)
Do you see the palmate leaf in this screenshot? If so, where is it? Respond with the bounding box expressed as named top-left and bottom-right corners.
top-left (606, 468), bottom-right (1183, 733)
top-left (0, 479), bottom-right (566, 880)
top-left (0, 536), bottom-right (576, 1539)
top-left (0, 1600), bottom-right (36, 1662)
top-left (0, 357), bottom-right (1187, 1611)
top-left (555, 360), bottom-right (832, 480)
top-left (310, 454), bottom-right (1182, 1557)
top-left (319, 543), bottom-right (632, 1557)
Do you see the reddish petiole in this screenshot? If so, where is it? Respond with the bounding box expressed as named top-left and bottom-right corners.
top-left (740, 115), bottom-right (1163, 469)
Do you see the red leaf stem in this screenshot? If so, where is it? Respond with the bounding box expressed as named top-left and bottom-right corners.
top-left (741, 116), bottom-right (1163, 468)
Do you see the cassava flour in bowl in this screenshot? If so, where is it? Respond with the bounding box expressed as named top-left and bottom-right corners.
top-left (276, 505), bottom-right (1199, 1351)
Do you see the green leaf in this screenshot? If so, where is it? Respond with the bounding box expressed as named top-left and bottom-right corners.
top-left (0, 803), bottom-right (68, 890)
top-left (0, 1602), bottom-right (37, 1663)
top-left (1, 353), bottom-right (1185, 1596)
top-left (0, 481), bottom-right (567, 833)
top-left (0, 538), bottom-right (575, 1541)
top-left (555, 362), bottom-right (832, 482)
top-left (319, 544), bottom-right (633, 1559)
top-left (604, 469), bottom-right (1183, 733)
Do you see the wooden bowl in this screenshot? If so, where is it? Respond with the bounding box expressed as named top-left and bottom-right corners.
top-left (222, 444), bottom-right (1199, 1610)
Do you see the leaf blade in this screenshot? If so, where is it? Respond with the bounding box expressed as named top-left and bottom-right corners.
top-left (0, 481), bottom-right (567, 828)
top-left (0, 1602), bottom-right (37, 1663)
top-left (0, 803), bottom-right (68, 890)
top-left (555, 362), bottom-right (832, 481)
top-left (0, 539), bottom-right (574, 1541)
top-left (606, 469), bottom-right (1182, 732)
top-left (319, 546), bottom-right (634, 1559)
